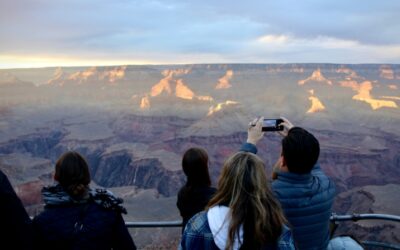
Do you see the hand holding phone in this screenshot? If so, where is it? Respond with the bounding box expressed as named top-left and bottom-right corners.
top-left (262, 119), bottom-right (284, 132)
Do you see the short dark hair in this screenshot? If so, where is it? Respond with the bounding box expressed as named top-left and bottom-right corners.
top-left (182, 147), bottom-right (211, 187)
top-left (282, 127), bottom-right (320, 174)
top-left (55, 151), bottom-right (91, 197)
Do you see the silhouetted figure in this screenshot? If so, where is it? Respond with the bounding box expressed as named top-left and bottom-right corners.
top-left (0, 169), bottom-right (33, 250)
top-left (242, 117), bottom-right (336, 249)
top-left (177, 147), bottom-right (216, 232)
top-left (180, 151), bottom-right (295, 250)
top-left (33, 151), bottom-right (136, 250)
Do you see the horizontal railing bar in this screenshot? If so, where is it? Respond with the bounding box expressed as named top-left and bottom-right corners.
top-left (330, 213), bottom-right (400, 222)
top-left (362, 240), bottom-right (400, 250)
top-left (125, 220), bottom-right (182, 228)
top-left (123, 213), bottom-right (400, 228)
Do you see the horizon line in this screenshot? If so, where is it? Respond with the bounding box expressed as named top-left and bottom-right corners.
top-left (2, 62), bottom-right (400, 70)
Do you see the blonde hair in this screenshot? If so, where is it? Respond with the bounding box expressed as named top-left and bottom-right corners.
top-left (208, 152), bottom-right (286, 249)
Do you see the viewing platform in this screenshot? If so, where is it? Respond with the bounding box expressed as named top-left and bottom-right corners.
top-left (123, 213), bottom-right (400, 249)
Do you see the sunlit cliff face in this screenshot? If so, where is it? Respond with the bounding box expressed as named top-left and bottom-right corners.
top-left (379, 65), bottom-right (394, 80)
top-left (100, 66), bottom-right (126, 83)
top-left (298, 69), bottom-right (332, 85)
top-left (140, 95), bottom-right (150, 109)
top-left (47, 66), bottom-right (126, 85)
top-left (389, 85), bottom-right (398, 90)
top-left (306, 89), bottom-right (326, 113)
top-left (215, 70), bottom-right (234, 89)
top-left (340, 80), bottom-right (398, 110)
top-left (150, 69), bottom-right (190, 97)
top-left (336, 67), bottom-right (359, 79)
top-left (141, 69), bottom-right (213, 109)
top-left (68, 67), bottom-right (97, 83)
top-left (207, 100), bottom-right (238, 116)
top-left (175, 79), bottom-right (194, 100)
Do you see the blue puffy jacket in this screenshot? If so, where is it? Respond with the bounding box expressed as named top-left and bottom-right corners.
top-left (241, 143), bottom-right (336, 250)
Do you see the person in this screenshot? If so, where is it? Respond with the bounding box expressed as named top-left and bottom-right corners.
top-left (177, 147), bottom-right (216, 232)
top-left (0, 169), bottom-right (33, 250)
top-left (180, 151), bottom-right (295, 250)
top-left (32, 151), bottom-right (136, 250)
top-left (242, 117), bottom-right (336, 249)
top-left (327, 235), bottom-right (364, 250)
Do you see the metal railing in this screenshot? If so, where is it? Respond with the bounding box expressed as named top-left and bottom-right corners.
top-left (125, 213), bottom-right (400, 249)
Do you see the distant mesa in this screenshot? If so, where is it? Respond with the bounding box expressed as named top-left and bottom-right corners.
top-left (306, 89), bottom-right (326, 114)
top-left (336, 67), bottom-right (359, 79)
top-left (215, 70), bottom-right (234, 89)
top-left (175, 79), bottom-right (195, 100)
top-left (266, 65), bottom-right (304, 73)
top-left (381, 96), bottom-right (400, 101)
top-left (340, 80), bottom-right (398, 110)
top-left (141, 69), bottom-right (213, 109)
top-left (140, 95), bottom-right (151, 109)
top-left (0, 72), bottom-right (19, 84)
top-left (47, 66), bottom-right (126, 85)
top-left (298, 69), bottom-right (332, 85)
top-left (388, 85), bottom-right (398, 90)
top-left (207, 100), bottom-right (238, 116)
top-left (379, 65), bottom-right (394, 80)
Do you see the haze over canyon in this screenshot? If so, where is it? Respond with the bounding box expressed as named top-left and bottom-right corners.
top-left (0, 64), bottom-right (399, 247)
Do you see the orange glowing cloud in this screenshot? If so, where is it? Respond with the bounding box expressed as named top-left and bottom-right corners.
top-left (207, 100), bottom-right (238, 116)
top-left (298, 69), bottom-right (332, 85)
top-left (379, 65), bottom-right (394, 80)
top-left (340, 80), bottom-right (398, 110)
top-left (215, 70), bottom-right (234, 89)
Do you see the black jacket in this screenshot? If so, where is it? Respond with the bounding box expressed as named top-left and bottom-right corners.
top-left (0, 169), bottom-right (33, 250)
top-left (177, 185), bottom-right (216, 232)
top-left (33, 186), bottom-right (136, 250)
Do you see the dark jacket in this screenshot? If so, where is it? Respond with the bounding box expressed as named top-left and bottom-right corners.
top-left (0, 169), bottom-right (33, 250)
top-left (177, 185), bottom-right (216, 231)
top-left (241, 142), bottom-right (336, 250)
top-left (33, 185), bottom-right (136, 250)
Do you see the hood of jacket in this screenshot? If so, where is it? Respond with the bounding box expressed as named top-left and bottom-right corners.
top-left (42, 184), bottom-right (127, 214)
top-left (207, 205), bottom-right (243, 250)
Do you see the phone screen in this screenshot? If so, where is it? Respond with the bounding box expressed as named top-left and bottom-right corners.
top-left (262, 119), bottom-right (283, 131)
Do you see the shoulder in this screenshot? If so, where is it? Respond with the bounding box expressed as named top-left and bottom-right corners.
top-left (183, 211), bottom-right (210, 234)
top-left (181, 211), bottom-right (217, 250)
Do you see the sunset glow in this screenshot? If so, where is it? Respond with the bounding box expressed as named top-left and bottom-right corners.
top-left (340, 80), bottom-right (398, 110)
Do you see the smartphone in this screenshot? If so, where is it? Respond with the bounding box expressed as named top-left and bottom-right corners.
top-left (262, 119), bottom-right (284, 132)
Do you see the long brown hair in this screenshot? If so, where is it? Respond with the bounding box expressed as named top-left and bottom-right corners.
top-left (182, 147), bottom-right (211, 188)
top-left (207, 152), bottom-right (286, 250)
top-left (54, 151), bottom-right (91, 197)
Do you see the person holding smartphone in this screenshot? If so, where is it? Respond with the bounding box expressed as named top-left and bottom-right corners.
top-left (242, 117), bottom-right (336, 250)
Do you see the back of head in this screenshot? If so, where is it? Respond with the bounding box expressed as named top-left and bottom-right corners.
top-left (282, 127), bottom-right (320, 174)
top-left (182, 147), bottom-right (211, 188)
top-left (208, 152), bottom-right (286, 249)
top-left (55, 151), bottom-right (91, 197)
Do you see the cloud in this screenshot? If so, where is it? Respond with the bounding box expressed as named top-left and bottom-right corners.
top-left (0, 0), bottom-right (399, 67)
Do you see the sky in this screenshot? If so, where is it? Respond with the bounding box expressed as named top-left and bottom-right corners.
top-left (1, 0), bottom-right (400, 68)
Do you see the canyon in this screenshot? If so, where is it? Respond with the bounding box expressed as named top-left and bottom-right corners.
top-left (0, 64), bottom-right (399, 247)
